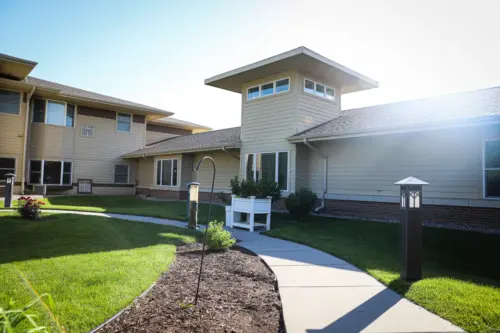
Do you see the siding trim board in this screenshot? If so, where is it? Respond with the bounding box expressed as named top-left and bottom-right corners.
top-left (146, 124), bottom-right (191, 135)
top-left (77, 106), bottom-right (116, 120)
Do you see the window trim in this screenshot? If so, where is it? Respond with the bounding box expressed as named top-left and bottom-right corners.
top-left (29, 160), bottom-right (73, 186)
top-left (155, 158), bottom-right (179, 187)
top-left (482, 139), bottom-right (500, 199)
top-left (116, 112), bottom-right (132, 133)
top-left (0, 88), bottom-right (22, 116)
top-left (245, 151), bottom-right (289, 191)
top-left (114, 164), bottom-right (130, 184)
top-left (0, 156), bottom-right (16, 183)
top-left (303, 78), bottom-right (335, 101)
top-left (247, 77), bottom-right (290, 101)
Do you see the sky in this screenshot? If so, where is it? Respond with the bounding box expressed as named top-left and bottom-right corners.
top-left (2, 0), bottom-right (500, 129)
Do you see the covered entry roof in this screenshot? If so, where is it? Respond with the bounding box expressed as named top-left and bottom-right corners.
top-left (205, 46), bottom-right (378, 94)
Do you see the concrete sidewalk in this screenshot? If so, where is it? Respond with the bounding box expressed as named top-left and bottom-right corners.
top-left (228, 228), bottom-right (463, 333)
top-left (9, 210), bottom-right (463, 333)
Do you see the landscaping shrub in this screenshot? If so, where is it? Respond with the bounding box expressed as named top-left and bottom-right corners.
top-left (216, 192), bottom-right (231, 205)
top-left (16, 196), bottom-right (45, 220)
top-left (206, 221), bottom-right (236, 251)
top-left (286, 188), bottom-right (318, 221)
top-left (229, 176), bottom-right (281, 202)
top-left (0, 294), bottom-right (54, 332)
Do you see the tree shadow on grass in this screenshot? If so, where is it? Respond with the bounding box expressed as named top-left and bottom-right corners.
top-left (0, 213), bottom-right (200, 265)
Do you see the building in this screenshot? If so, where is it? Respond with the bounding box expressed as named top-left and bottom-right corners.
top-left (3, 47), bottom-right (500, 226)
top-left (0, 53), bottom-right (208, 197)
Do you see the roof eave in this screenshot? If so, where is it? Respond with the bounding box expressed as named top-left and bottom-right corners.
top-left (123, 143), bottom-right (241, 159)
top-left (288, 115), bottom-right (500, 143)
top-left (204, 46), bottom-right (378, 94)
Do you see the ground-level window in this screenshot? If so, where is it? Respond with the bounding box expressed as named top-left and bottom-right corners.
top-left (114, 165), bottom-right (129, 184)
top-left (0, 158), bottom-right (15, 181)
top-left (484, 140), bottom-right (500, 198)
top-left (0, 90), bottom-right (20, 115)
top-left (29, 160), bottom-right (72, 185)
top-left (245, 152), bottom-right (288, 190)
top-left (156, 159), bottom-right (178, 186)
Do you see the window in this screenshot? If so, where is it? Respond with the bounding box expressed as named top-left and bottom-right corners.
top-left (29, 160), bottom-right (72, 185)
top-left (63, 162), bottom-right (72, 185)
top-left (47, 101), bottom-right (66, 126)
top-left (156, 159), bottom-right (178, 186)
top-left (304, 79), bottom-right (335, 101)
top-left (114, 165), bottom-right (129, 184)
top-left (484, 140), bottom-right (500, 198)
top-left (247, 77), bottom-right (290, 100)
top-left (276, 78), bottom-right (290, 93)
top-left (81, 125), bottom-right (94, 137)
top-left (29, 160), bottom-right (42, 184)
top-left (117, 113), bottom-right (131, 132)
top-left (0, 90), bottom-right (20, 115)
top-left (245, 152), bottom-right (288, 190)
top-left (0, 158), bottom-right (15, 181)
top-left (261, 82), bottom-right (274, 96)
top-left (43, 161), bottom-right (62, 184)
top-left (247, 87), bottom-right (260, 100)
top-left (33, 99), bottom-right (45, 123)
top-left (304, 80), bottom-right (315, 94)
top-left (33, 99), bottom-right (75, 126)
top-left (66, 104), bottom-right (75, 127)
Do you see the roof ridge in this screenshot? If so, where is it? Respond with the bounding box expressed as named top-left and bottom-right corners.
top-left (144, 126), bottom-right (241, 149)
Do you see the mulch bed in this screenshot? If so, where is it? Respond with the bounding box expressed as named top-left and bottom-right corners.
top-left (99, 244), bottom-right (283, 333)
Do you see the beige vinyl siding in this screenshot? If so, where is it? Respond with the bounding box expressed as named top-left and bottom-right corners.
top-left (240, 71), bottom-right (299, 192)
top-left (193, 151), bottom-right (239, 192)
top-left (146, 131), bottom-right (177, 145)
top-left (28, 108), bottom-right (145, 185)
top-left (29, 123), bottom-right (75, 160)
top-left (304, 126), bottom-right (495, 202)
top-left (181, 154), bottom-right (194, 190)
top-left (296, 72), bottom-right (341, 133)
top-left (137, 157), bottom-right (155, 186)
top-left (0, 90), bottom-right (27, 181)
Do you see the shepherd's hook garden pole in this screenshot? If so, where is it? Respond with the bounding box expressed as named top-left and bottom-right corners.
top-left (192, 156), bottom-right (216, 305)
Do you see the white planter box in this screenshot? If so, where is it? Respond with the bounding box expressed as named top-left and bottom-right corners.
top-left (226, 195), bottom-right (272, 232)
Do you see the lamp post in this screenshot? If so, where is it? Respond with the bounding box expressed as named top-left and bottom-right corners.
top-left (395, 176), bottom-right (429, 282)
top-left (192, 156), bottom-right (216, 305)
top-left (4, 173), bottom-right (16, 208)
top-left (186, 182), bottom-right (200, 229)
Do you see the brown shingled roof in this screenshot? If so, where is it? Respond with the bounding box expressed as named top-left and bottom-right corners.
top-left (27, 77), bottom-right (171, 115)
top-left (289, 86), bottom-right (500, 141)
top-left (124, 127), bottom-right (241, 158)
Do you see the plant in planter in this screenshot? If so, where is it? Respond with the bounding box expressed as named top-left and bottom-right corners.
top-left (227, 176), bottom-right (281, 231)
top-left (286, 188), bottom-right (318, 221)
top-left (16, 196), bottom-right (45, 220)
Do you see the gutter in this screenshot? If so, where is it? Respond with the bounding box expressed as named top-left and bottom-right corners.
top-left (221, 146), bottom-right (240, 160)
top-left (21, 86), bottom-right (36, 194)
top-left (302, 138), bottom-right (327, 213)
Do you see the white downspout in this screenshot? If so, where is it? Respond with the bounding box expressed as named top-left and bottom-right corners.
top-left (302, 138), bottom-right (327, 213)
top-left (21, 86), bottom-right (36, 194)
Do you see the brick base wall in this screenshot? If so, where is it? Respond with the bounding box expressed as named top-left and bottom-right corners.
top-left (324, 199), bottom-right (500, 228)
top-left (137, 188), bottom-right (184, 200)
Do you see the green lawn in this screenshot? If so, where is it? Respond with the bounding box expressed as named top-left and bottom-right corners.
top-left (265, 217), bottom-right (500, 333)
top-left (0, 212), bottom-right (199, 332)
top-left (1, 195), bottom-right (225, 223)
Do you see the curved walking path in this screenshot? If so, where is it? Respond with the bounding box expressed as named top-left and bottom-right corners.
top-left (22, 210), bottom-right (463, 333)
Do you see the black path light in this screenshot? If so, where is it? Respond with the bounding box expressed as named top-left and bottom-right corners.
top-left (192, 156), bottom-right (216, 305)
top-left (395, 176), bottom-right (429, 282)
top-left (4, 173), bottom-right (15, 208)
